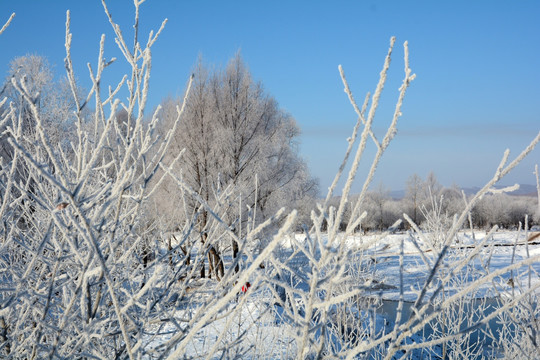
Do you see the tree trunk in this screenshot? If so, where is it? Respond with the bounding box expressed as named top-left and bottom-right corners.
top-left (176, 237), bottom-right (191, 267)
top-left (232, 239), bottom-right (240, 273)
top-left (200, 232), bottom-right (207, 278)
top-left (168, 237), bottom-right (173, 268)
top-left (200, 231), bottom-right (224, 280)
top-left (200, 261), bottom-right (205, 278)
top-left (208, 246), bottom-right (224, 280)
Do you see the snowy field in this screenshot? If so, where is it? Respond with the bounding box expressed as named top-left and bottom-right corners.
top-left (340, 230), bottom-right (540, 301)
top-left (143, 230), bottom-right (540, 359)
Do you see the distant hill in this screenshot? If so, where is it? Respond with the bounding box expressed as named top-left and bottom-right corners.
top-left (389, 184), bottom-right (537, 199)
top-left (389, 189), bottom-right (406, 199)
top-left (461, 184), bottom-right (538, 197)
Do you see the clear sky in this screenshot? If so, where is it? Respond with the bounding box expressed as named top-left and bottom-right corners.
top-left (0, 0), bottom-right (539, 193)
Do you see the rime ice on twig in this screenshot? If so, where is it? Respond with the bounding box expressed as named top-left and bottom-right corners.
top-left (0, 13), bottom-right (15, 36)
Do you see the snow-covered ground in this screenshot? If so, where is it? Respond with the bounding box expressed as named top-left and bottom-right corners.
top-left (147, 230), bottom-right (540, 359)
top-left (342, 230), bottom-right (540, 301)
top-left (273, 230), bottom-right (540, 301)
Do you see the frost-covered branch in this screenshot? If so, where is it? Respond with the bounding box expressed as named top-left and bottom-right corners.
top-left (0, 13), bottom-right (14, 36)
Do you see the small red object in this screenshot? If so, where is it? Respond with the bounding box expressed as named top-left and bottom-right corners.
top-left (241, 282), bottom-right (251, 293)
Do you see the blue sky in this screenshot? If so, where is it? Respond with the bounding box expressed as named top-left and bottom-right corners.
top-left (0, 0), bottom-right (538, 193)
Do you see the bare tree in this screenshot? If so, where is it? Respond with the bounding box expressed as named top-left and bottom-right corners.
top-left (364, 183), bottom-right (391, 232)
top-left (154, 54), bottom-right (316, 278)
top-left (406, 173), bottom-right (423, 225)
top-left (0, 55), bottom-right (80, 230)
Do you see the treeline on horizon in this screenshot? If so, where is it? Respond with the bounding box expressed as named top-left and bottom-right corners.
top-left (328, 172), bottom-right (540, 232)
